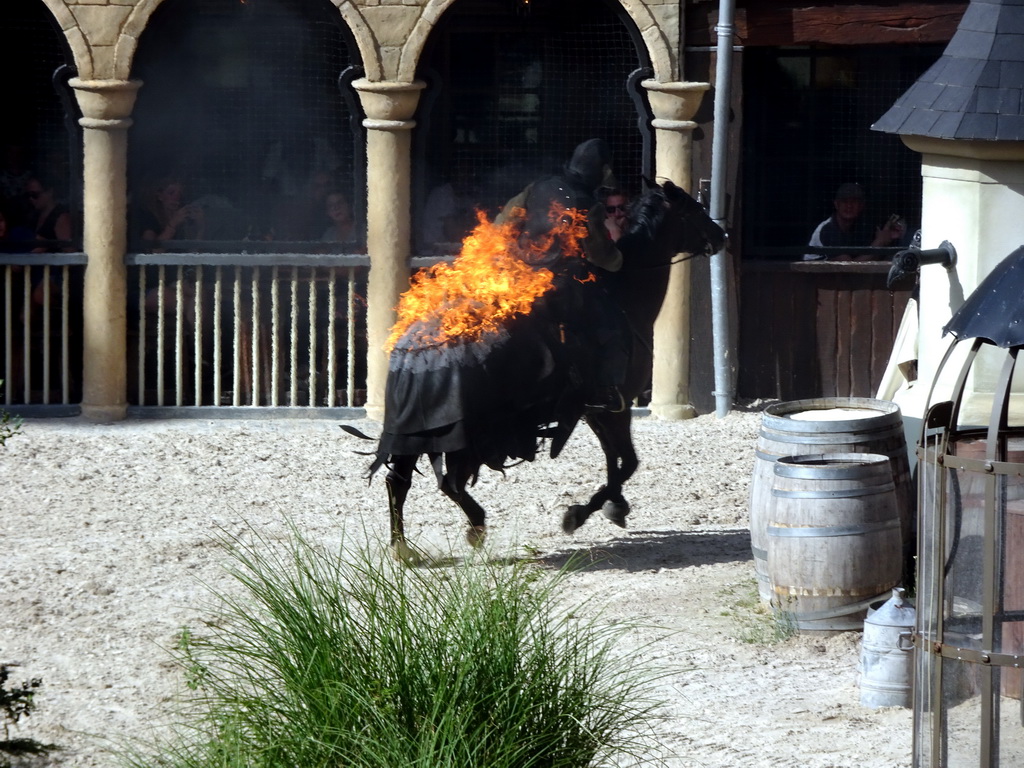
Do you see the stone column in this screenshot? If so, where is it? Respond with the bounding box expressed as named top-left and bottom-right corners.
top-left (70, 78), bottom-right (141, 423)
top-left (643, 80), bottom-right (710, 421)
top-left (353, 79), bottom-right (425, 421)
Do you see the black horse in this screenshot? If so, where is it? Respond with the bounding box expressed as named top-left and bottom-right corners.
top-left (367, 180), bottom-right (726, 556)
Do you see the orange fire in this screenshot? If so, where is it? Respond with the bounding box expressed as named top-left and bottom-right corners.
top-left (386, 203), bottom-right (588, 351)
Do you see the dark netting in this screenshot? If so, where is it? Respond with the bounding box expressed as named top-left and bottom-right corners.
top-left (0, 0), bottom-right (79, 246)
top-left (742, 45), bottom-right (946, 258)
top-left (414, 0), bottom-right (649, 254)
top-left (129, 0), bottom-right (363, 251)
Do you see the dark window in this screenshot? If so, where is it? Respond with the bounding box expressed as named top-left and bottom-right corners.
top-left (415, 0), bottom-right (650, 253)
top-left (742, 45), bottom-right (945, 258)
top-left (129, 0), bottom-right (363, 251)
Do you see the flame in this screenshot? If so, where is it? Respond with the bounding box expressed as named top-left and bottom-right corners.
top-left (387, 203), bottom-right (588, 351)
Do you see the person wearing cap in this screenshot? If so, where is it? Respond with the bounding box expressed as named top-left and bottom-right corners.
top-left (804, 182), bottom-right (905, 261)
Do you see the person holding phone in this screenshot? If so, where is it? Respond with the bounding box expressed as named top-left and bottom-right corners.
top-left (804, 182), bottom-right (905, 261)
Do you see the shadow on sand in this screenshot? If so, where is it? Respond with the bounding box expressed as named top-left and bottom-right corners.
top-left (539, 528), bottom-right (753, 573)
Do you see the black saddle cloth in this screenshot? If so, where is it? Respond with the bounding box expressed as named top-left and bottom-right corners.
top-left (375, 303), bottom-right (575, 467)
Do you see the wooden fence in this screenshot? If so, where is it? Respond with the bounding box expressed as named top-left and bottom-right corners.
top-left (738, 259), bottom-right (913, 402)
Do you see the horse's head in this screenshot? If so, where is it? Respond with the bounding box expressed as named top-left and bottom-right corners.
top-left (659, 179), bottom-right (727, 257)
top-left (621, 179), bottom-right (726, 265)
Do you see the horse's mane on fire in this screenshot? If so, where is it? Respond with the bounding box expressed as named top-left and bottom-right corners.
top-left (386, 205), bottom-right (589, 354)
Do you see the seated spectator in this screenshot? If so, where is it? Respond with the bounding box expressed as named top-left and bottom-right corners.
top-left (24, 175), bottom-right (74, 253)
top-left (0, 143), bottom-right (33, 228)
top-left (320, 190), bottom-right (358, 247)
top-left (418, 166), bottom-right (480, 252)
top-left (138, 174), bottom-right (205, 248)
top-left (804, 182), bottom-right (904, 261)
top-left (271, 170), bottom-right (334, 242)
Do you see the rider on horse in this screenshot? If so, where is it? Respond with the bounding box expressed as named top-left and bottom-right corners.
top-left (495, 138), bottom-right (630, 412)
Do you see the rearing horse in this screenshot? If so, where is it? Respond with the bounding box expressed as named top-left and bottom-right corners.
top-left (367, 180), bottom-right (725, 554)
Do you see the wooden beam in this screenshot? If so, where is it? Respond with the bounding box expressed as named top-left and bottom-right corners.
top-left (686, 1), bottom-right (968, 48)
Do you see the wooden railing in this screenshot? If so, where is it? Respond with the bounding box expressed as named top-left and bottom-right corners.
top-left (126, 253), bottom-right (370, 410)
top-left (1, 253), bottom-right (86, 411)
top-left (0, 249), bottom-right (445, 415)
top-left (738, 257), bottom-right (913, 401)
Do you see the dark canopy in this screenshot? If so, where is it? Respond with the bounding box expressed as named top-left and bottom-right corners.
top-left (944, 245), bottom-right (1024, 347)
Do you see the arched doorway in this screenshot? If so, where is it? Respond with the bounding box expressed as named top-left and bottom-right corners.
top-left (413, 0), bottom-right (651, 254)
top-left (126, 0), bottom-right (368, 409)
top-left (129, 0), bottom-right (363, 247)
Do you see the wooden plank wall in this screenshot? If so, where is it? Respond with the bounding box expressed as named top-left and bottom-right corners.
top-left (686, 0), bottom-right (967, 48)
top-left (737, 261), bottom-right (912, 401)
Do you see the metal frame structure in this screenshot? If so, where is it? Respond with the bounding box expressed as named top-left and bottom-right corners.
top-left (916, 336), bottom-right (1024, 766)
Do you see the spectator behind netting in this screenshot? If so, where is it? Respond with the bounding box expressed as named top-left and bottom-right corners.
top-left (271, 169), bottom-right (335, 242)
top-left (418, 165), bottom-right (481, 252)
top-left (0, 143), bottom-right (34, 229)
top-left (25, 175), bottom-right (73, 254)
top-left (320, 190), bottom-right (359, 248)
top-left (137, 174), bottom-right (205, 249)
top-left (804, 182), bottom-right (905, 261)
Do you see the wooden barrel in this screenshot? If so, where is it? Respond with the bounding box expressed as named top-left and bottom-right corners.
top-left (748, 397), bottom-right (913, 603)
top-left (767, 453), bottom-right (903, 632)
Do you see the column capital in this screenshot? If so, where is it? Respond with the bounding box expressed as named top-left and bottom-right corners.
top-left (70, 78), bottom-right (142, 128)
top-left (353, 78), bottom-right (425, 125)
top-left (642, 80), bottom-right (710, 124)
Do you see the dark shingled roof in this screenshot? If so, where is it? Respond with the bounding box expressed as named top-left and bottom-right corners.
top-left (872, 0), bottom-right (1024, 141)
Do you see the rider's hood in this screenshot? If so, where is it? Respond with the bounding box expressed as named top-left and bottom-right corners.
top-left (564, 138), bottom-right (614, 193)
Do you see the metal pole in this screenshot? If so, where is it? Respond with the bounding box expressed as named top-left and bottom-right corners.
top-left (710, 0), bottom-right (736, 417)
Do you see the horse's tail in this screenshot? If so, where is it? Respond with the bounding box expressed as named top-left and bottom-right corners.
top-left (340, 423), bottom-right (376, 441)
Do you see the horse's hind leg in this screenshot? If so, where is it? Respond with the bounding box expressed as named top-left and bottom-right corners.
top-left (438, 457), bottom-right (489, 548)
top-left (385, 455), bottom-right (418, 558)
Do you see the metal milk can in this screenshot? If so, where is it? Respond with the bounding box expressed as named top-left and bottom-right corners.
top-left (859, 587), bottom-right (915, 708)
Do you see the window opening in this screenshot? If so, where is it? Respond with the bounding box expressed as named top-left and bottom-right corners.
top-left (0, 0), bottom-right (79, 248)
top-left (129, 0), bottom-right (362, 252)
top-left (742, 45), bottom-right (945, 258)
top-left (415, 0), bottom-right (649, 254)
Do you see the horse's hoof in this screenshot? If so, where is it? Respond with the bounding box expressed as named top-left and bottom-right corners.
top-left (601, 501), bottom-right (630, 529)
top-left (562, 505), bottom-right (590, 534)
top-left (391, 540), bottom-right (424, 565)
top-left (466, 525), bottom-right (487, 548)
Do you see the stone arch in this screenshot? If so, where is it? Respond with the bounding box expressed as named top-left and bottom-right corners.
top-left (116, 0), bottom-right (379, 81)
top-left (329, 0), bottom-right (383, 81)
top-left (396, 0), bottom-right (455, 83)
top-left (37, 0), bottom-right (92, 78)
top-left (398, 0), bottom-right (673, 84)
top-left (118, 0), bottom-right (169, 80)
top-left (616, 0), bottom-right (673, 81)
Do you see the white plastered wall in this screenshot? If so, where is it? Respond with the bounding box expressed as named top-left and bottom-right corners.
top-left (890, 137), bottom-right (1024, 428)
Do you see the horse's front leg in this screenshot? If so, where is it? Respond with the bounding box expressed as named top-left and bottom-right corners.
top-left (385, 454), bottom-right (418, 560)
top-left (563, 411), bottom-right (638, 533)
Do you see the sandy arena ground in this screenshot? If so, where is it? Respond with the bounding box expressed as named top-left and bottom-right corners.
top-left (0, 406), bottom-right (914, 767)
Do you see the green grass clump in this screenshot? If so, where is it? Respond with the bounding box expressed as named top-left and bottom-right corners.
top-left (130, 528), bottom-right (668, 768)
top-left (720, 579), bottom-right (797, 645)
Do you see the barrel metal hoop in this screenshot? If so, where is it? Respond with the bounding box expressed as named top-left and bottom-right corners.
top-left (767, 518), bottom-right (900, 538)
top-left (918, 636), bottom-right (1024, 668)
top-left (759, 423), bottom-right (905, 444)
top-left (774, 462), bottom-right (893, 481)
top-left (779, 593), bottom-right (886, 621)
top-left (772, 483), bottom-right (896, 499)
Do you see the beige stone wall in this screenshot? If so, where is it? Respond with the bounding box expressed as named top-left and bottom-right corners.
top-left (42, 0), bottom-right (684, 83)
